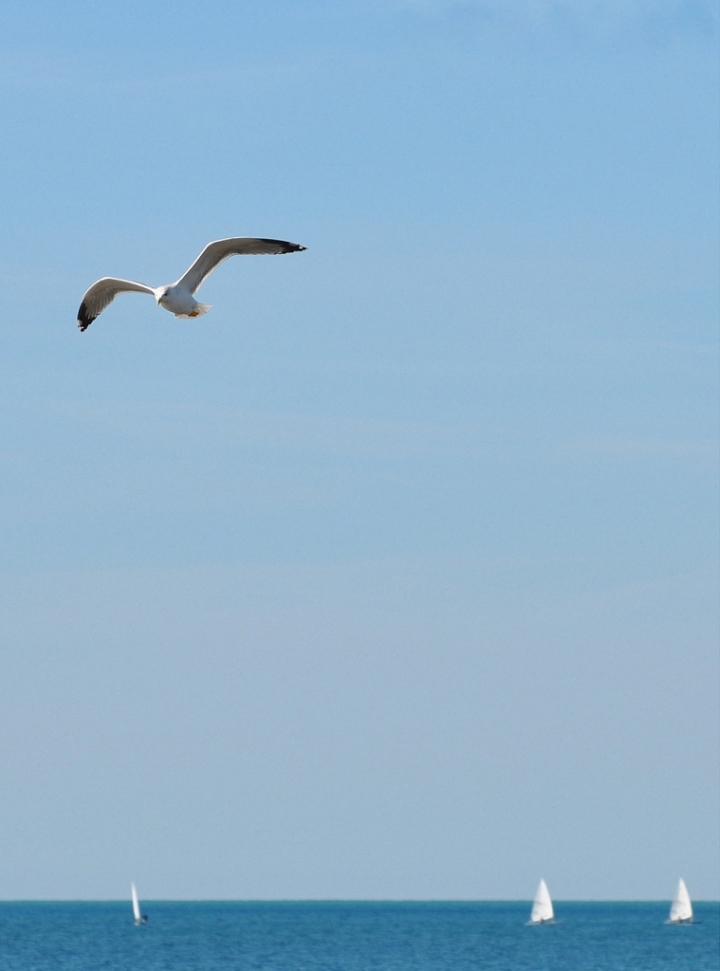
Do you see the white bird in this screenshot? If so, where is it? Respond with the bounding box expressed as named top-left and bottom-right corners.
top-left (77, 236), bottom-right (306, 331)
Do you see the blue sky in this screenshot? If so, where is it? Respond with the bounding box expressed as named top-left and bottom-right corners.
top-left (0, 0), bottom-right (718, 899)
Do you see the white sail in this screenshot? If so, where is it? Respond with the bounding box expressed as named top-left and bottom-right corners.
top-left (529, 879), bottom-right (554, 923)
top-left (131, 882), bottom-right (142, 923)
top-left (668, 878), bottom-right (693, 923)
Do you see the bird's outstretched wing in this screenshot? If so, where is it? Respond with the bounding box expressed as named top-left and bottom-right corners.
top-left (77, 278), bottom-right (157, 331)
top-left (176, 237), bottom-right (306, 294)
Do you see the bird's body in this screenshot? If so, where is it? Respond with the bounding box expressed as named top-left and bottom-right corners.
top-left (157, 283), bottom-right (210, 318)
top-left (77, 237), bottom-right (306, 331)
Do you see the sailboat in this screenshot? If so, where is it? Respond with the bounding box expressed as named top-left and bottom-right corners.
top-left (527, 879), bottom-right (555, 924)
top-left (131, 882), bottom-right (148, 924)
top-left (666, 878), bottom-right (694, 924)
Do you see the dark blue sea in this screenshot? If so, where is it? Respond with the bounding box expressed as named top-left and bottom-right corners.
top-left (0, 902), bottom-right (717, 970)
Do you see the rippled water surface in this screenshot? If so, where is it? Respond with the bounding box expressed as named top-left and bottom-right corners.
top-left (0, 901), bottom-right (717, 970)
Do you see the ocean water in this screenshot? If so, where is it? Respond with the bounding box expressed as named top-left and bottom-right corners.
top-left (0, 901), bottom-right (717, 970)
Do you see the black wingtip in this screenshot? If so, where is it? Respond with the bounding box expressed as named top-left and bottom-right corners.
top-left (77, 301), bottom-right (96, 332)
top-left (260, 239), bottom-right (307, 254)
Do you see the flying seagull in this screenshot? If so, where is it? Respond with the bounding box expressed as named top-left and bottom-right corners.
top-left (77, 236), bottom-right (306, 331)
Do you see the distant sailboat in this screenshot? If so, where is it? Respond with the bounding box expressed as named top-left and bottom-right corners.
top-left (666, 879), bottom-right (693, 924)
top-left (131, 882), bottom-right (148, 924)
top-left (528, 879), bottom-right (555, 924)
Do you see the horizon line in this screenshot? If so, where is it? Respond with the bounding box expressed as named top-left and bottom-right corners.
top-left (0, 897), bottom-right (718, 904)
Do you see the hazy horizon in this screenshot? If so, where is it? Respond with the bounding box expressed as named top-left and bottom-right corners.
top-left (1, 897), bottom-right (718, 903)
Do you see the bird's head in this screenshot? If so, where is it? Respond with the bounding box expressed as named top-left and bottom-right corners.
top-left (156, 286), bottom-right (171, 305)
